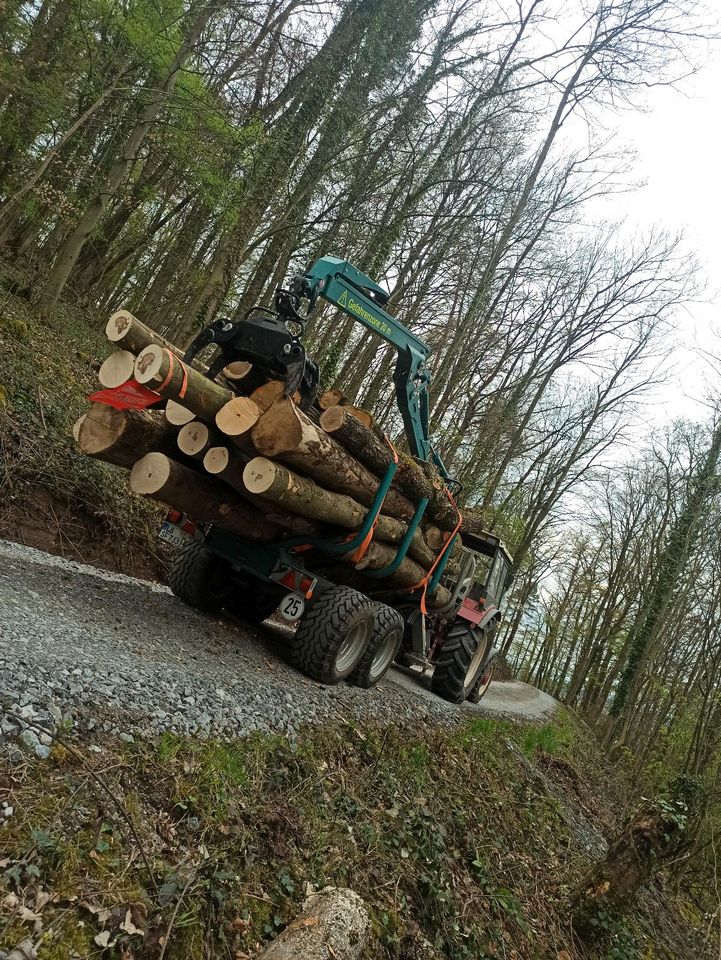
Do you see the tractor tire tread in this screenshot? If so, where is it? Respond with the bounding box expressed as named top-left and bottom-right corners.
top-left (431, 621), bottom-right (486, 704)
top-left (348, 604), bottom-right (403, 688)
top-left (290, 586), bottom-right (374, 685)
top-left (168, 539), bottom-right (225, 613)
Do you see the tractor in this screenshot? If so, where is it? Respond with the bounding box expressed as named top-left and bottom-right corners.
top-left (162, 256), bottom-right (513, 704)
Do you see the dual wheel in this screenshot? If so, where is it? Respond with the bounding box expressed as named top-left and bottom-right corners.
top-left (168, 541), bottom-right (402, 687)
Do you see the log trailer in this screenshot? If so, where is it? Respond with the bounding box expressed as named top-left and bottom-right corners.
top-left (164, 255), bottom-right (513, 703)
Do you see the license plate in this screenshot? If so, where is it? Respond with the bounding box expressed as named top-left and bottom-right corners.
top-left (159, 521), bottom-right (191, 548)
top-left (278, 593), bottom-right (305, 622)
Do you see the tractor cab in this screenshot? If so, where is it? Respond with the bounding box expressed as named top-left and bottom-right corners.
top-left (461, 530), bottom-right (514, 609)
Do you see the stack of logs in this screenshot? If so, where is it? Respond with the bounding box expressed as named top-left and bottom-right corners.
top-left (74, 310), bottom-right (484, 608)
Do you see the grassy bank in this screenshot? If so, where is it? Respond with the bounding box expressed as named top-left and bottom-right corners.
top-left (0, 259), bottom-right (163, 576)
top-left (0, 712), bottom-right (710, 960)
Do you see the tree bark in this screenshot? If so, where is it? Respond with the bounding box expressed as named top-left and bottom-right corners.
top-left (129, 453), bottom-right (278, 541)
top-left (134, 344), bottom-right (233, 421)
top-left (255, 887), bottom-right (369, 960)
top-left (78, 405), bottom-right (177, 469)
top-left (106, 310), bottom-right (184, 357)
top-left (320, 404), bottom-right (458, 531)
top-left (252, 398), bottom-right (416, 522)
top-left (243, 456), bottom-right (436, 568)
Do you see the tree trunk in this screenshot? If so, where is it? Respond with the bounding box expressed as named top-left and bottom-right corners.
top-left (129, 452), bottom-right (278, 541)
top-left (252, 398), bottom-right (416, 522)
top-left (255, 887), bottom-right (369, 960)
top-left (39, 2), bottom-right (217, 311)
top-left (243, 456), bottom-right (436, 569)
top-left (320, 404), bottom-right (458, 531)
top-left (106, 310), bottom-right (185, 357)
top-left (571, 780), bottom-right (700, 943)
top-left (134, 344), bottom-right (233, 421)
top-left (203, 445), bottom-right (318, 535)
top-left (78, 405), bottom-right (178, 469)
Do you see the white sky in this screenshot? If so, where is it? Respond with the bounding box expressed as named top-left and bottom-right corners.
top-left (596, 48), bottom-right (721, 426)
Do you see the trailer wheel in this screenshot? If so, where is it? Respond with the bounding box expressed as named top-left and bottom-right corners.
top-left (168, 538), bottom-right (232, 613)
top-left (348, 604), bottom-right (403, 688)
top-left (290, 587), bottom-right (375, 684)
top-left (431, 620), bottom-right (490, 704)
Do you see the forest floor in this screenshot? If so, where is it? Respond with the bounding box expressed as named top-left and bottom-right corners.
top-left (0, 257), bottom-right (166, 579)
top-left (0, 257), bottom-right (716, 959)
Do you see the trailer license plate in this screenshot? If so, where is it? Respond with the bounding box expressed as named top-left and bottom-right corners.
top-left (279, 593), bottom-right (305, 622)
top-left (159, 521), bottom-right (190, 549)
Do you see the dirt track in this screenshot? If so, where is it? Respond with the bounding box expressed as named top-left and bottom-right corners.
top-left (0, 539), bottom-right (557, 743)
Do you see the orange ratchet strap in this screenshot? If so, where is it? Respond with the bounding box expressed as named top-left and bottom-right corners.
top-left (158, 348), bottom-right (189, 400)
top-left (348, 433), bottom-right (400, 564)
top-left (407, 486), bottom-right (463, 615)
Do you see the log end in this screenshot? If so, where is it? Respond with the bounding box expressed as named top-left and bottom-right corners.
top-left (242, 457), bottom-right (277, 495)
top-left (106, 309), bottom-right (136, 343)
top-left (203, 445), bottom-right (230, 475)
top-left (223, 360), bottom-right (253, 381)
top-left (78, 404), bottom-right (125, 455)
top-left (72, 413), bottom-right (86, 444)
top-left (178, 421), bottom-right (210, 456)
top-left (129, 452), bottom-right (171, 495)
top-left (319, 405), bottom-right (345, 433)
top-left (215, 396), bottom-right (261, 437)
top-left (134, 344), bottom-right (165, 384)
top-left (165, 399), bottom-right (195, 426)
top-left (98, 349), bottom-right (136, 388)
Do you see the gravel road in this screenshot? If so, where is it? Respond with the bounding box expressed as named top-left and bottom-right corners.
top-left (0, 540), bottom-right (557, 753)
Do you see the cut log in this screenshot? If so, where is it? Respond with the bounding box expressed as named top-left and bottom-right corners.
top-left (78, 405), bottom-right (177, 469)
top-left (98, 349), bottom-right (136, 388)
top-left (106, 310), bottom-right (182, 357)
top-left (249, 380), bottom-right (302, 412)
top-left (215, 396), bottom-right (261, 448)
top-left (165, 400), bottom-right (195, 426)
top-left (252, 399), bottom-right (415, 522)
top-left (243, 457), bottom-right (437, 569)
top-left (255, 887), bottom-right (369, 960)
top-left (134, 344), bottom-right (233, 422)
top-left (223, 360), bottom-right (253, 381)
top-left (204, 446), bottom-right (318, 535)
top-left (130, 453), bottom-right (278, 541)
top-left (72, 414), bottom-right (86, 443)
top-left (177, 421), bottom-right (221, 461)
top-left (355, 540), bottom-right (451, 606)
top-left (203, 444), bottom-right (248, 494)
top-left (318, 390), bottom-right (373, 428)
top-left (320, 404), bottom-right (458, 532)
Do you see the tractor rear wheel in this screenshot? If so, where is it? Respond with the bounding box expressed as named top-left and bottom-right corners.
top-left (348, 604), bottom-right (403, 688)
top-left (168, 538), bottom-right (233, 613)
top-left (431, 620), bottom-right (490, 704)
top-left (290, 586), bottom-right (375, 685)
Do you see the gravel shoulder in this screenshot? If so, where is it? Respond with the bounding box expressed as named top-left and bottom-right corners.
top-left (0, 539), bottom-right (557, 746)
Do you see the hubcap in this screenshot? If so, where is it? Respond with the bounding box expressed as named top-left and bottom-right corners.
top-left (335, 619), bottom-right (371, 673)
top-left (369, 628), bottom-right (401, 681)
top-left (464, 634), bottom-right (488, 690)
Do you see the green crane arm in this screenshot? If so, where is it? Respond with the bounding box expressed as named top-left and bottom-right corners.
top-left (300, 255), bottom-right (450, 481)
